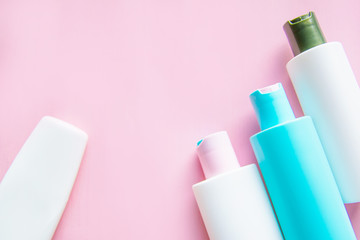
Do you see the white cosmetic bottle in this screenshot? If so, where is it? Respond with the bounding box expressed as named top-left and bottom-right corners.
top-left (284, 12), bottom-right (360, 203)
top-left (192, 131), bottom-right (283, 240)
top-left (0, 116), bottom-right (88, 240)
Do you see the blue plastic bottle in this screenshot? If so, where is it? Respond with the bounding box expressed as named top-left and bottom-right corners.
top-left (249, 83), bottom-right (356, 240)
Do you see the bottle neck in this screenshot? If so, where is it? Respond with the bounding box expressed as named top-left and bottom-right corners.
top-left (196, 131), bottom-right (240, 179)
top-left (250, 83), bottom-right (295, 131)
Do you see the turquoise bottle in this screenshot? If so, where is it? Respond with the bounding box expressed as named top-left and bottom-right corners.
top-left (249, 83), bottom-right (356, 240)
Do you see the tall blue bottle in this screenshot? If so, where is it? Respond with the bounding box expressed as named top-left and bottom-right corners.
top-left (249, 83), bottom-right (356, 240)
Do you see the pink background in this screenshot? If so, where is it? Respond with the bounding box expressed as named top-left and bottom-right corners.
top-left (0, 0), bottom-right (359, 239)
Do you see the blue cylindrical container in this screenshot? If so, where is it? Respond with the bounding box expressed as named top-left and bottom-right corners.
top-left (249, 83), bottom-right (356, 240)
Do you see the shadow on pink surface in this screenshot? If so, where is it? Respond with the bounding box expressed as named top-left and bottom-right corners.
top-left (346, 203), bottom-right (360, 238)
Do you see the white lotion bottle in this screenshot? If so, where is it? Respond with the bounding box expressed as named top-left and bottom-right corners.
top-left (0, 116), bottom-right (88, 240)
top-left (192, 131), bottom-right (283, 240)
top-left (284, 12), bottom-right (360, 203)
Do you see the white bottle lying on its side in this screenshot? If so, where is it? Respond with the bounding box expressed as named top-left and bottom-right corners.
top-left (0, 116), bottom-right (88, 240)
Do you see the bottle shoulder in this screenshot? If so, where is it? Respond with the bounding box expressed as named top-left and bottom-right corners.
top-left (250, 116), bottom-right (313, 140)
top-left (192, 164), bottom-right (258, 189)
top-left (286, 41), bottom-right (343, 67)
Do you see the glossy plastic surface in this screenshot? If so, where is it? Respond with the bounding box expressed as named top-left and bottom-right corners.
top-left (287, 42), bottom-right (360, 203)
top-left (251, 117), bottom-right (356, 239)
top-left (0, 117), bottom-right (88, 240)
top-left (193, 164), bottom-right (283, 240)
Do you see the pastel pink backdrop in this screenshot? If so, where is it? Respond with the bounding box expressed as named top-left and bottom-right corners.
top-left (0, 0), bottom-right (359, 239)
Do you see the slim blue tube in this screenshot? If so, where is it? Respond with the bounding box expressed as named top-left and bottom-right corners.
top-left (249, 83), bottom-right (356, 240)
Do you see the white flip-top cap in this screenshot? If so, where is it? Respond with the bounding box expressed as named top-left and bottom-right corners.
top-left (0, 116), bottom-right (88, 240)
top-left (196, 131), bottom-right (240, 179)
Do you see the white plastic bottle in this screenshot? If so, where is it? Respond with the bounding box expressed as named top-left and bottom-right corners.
top-left (284, 12), bottom-right (360, 203)
top-left (192, 131), bottom-right (283, 240)
top-left (0, 116), bottom-right (88, 240)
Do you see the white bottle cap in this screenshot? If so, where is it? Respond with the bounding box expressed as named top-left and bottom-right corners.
top-left (196, 131), bottom-right (240, 179)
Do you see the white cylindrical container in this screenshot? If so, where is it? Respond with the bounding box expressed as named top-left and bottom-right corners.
top-left (284, 12), bottom-right (360, 203)
top-left (192, 131), bottom-right (283, 240)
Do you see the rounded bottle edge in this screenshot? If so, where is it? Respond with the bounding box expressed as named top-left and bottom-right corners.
top-left (250, 116), bottom-right (313, 141)
top-left (192, 163), bottom-right (258, 189)
top-left (286, 41), bottom-right (343, 68)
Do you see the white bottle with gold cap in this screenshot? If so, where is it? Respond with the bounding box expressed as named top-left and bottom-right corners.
top-left (192, 131), bottom-right (283, 240)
